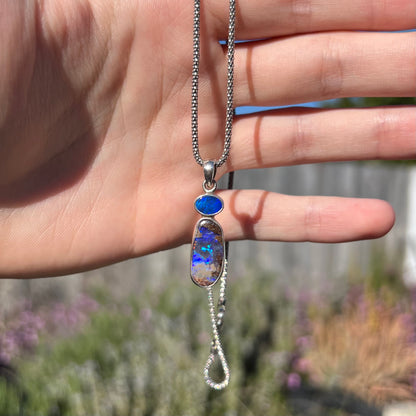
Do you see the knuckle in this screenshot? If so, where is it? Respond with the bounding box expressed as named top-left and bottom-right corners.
top-left (366, 0), bottom-right (386, 30)
top-left (372, 108), bottom-right (413, 159)
top-left (372, 108), bottom-right (391, 158)
top-left (291, 0), bottom-right (312, 31)
top-left (304, 197), bottom-right (322, 240)
top-left (317, 36), bottom-right (344, 98)
top-left (291, 114), bottom-right (311, 162)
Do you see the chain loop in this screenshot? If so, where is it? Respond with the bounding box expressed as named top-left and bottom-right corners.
top-left (202, 180), bottom-right (217, 193)
top-left (203, 260), bottom-right (230, 390)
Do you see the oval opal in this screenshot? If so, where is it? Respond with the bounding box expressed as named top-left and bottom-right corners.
top-left (194, 194), bottom-right (223, 216)
top-left (191, 218), bottom-right (225, 287)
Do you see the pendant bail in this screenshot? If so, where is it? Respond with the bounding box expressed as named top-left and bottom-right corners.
top-left (203, 161), bottom-right (217, 189)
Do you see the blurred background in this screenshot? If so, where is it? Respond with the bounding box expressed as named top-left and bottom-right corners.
top-left (0, 97), bottom-right (415, 416)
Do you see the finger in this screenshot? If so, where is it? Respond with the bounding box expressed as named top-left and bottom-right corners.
top-left (217, 190), bottom-right (395, 243)
top-left (227, 106), bottom-right (416, 171)
top-left (207, 0), bottom-right (416, 39)
top-left (233, 32), bottom-right (416, 107)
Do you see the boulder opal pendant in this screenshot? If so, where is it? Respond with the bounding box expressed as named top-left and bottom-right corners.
top-left (191, 190), bottom-right (225, 287)
top-left (191, 163), bottom-right (225, 288)
top-left (190, 161), bottom-right (230, 390)
top-left (191, 216), bottom-right (225, 287)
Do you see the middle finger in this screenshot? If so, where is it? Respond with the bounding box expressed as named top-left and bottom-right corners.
top-left (233, 31), bottom-right (416, 107)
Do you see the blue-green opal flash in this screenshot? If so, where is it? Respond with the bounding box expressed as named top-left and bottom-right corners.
top-left (191, 219), bottom-right (224, 287)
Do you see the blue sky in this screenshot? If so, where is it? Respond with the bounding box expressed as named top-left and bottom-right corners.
top-left (235, 99), bottom-right (343, 115)
top-left (235, 101), bottom-right (325, 116)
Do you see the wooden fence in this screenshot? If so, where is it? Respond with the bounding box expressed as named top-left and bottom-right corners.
top-left (1, 163), bottom-right (415, 313)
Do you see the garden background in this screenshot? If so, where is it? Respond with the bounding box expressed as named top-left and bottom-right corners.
top-left (0, 97), bottom-right (415, 415)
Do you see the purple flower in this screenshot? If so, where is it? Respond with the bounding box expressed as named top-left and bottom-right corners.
top-left (2, 333), bottom-right (18, 353)
top-left (0, 293), bottom-right (100, 362)
top-left (51, 303), bottom-right (68, 327)
top-left (19, 310), bottom-right (45, 331)
top-left (399, 313), bottom-right (416, 343)
top-left (293, 357), bottom-right (310, 373)
top-left (286, 372), bottom-right (301, 390)
top-left (296, 336), bottom-right (311, 351)
top-left (0, 351), bottom-right (11, 364)
top-left (20, 327), bottom-right (38, 349)
top-left (75, 294), bottom-right (98, 314)
top-left (66, 308), bottom-right (80, 327)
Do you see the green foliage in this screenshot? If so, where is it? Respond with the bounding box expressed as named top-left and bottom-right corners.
top-left (1, 273), bottom-right (295, 416)
top-left (0, 381), bottom-right (20, 416)
top-left (0, 261), bottom-right (413, 415)
top-left (327, 97), bottom-right (416, 108)
top-left (348, 244), bottom-right (408, 302)
top-left (366, 250), bottom-right (407, 299)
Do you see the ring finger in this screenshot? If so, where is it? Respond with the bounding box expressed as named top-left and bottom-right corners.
top-left (227, 106), bottom-right (416, 171)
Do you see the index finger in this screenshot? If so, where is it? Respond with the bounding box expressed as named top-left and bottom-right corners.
top-left (207, 0), bottom-right (416, 39)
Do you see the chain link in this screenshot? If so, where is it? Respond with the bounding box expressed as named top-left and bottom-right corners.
top-left (192, 0), bottom-right (236, 168)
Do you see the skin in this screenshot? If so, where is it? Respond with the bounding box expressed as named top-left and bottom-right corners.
top-left (0, 0), bottom-right (415, 278)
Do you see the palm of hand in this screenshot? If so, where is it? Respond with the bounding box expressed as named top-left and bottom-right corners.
top-left (1, 1), bottom-right (220, 276)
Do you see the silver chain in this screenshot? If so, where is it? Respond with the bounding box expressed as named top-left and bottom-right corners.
top-left (204, 260), bottom-right (230, 389)
top-left (192, 0), bottom-right (236, 390)
top-left (192, 0), bottom-right (236, 168)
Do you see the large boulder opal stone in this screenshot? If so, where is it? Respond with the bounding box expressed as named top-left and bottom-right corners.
top-left (191, 218), bottom-right (225, 287)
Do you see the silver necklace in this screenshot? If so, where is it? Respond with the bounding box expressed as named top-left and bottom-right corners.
top-left (190, 0), bottom-right (236, 390)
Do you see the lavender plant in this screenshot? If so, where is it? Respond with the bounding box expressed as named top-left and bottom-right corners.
top-left (0, 267), bottom-right (414, 415)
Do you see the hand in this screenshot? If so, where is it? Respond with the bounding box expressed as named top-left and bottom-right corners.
top-left (0, 1), bottom-right (415, 277)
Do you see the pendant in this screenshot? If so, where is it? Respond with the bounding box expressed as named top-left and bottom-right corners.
top-left (191, 204), bottom-right (224, 287)
top-left (190, 161), bottom-right (230, 389)
top-left (191, 161), bottom-right (225, 288)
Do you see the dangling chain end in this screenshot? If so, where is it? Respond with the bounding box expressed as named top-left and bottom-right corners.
top-left (203, 261), bottom-right (230, 390)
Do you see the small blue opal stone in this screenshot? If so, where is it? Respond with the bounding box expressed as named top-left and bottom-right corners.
top-left (191, 218), bottom-right (224, 287)
top-left (194, 194), bottom-right (223, 216)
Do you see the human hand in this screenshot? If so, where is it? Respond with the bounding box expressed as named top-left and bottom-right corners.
top-left (0, 1), bottom-right (415, 277)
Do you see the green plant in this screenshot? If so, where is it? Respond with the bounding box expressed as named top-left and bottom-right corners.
top-left (0, 266), bottom-right (414, 415)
